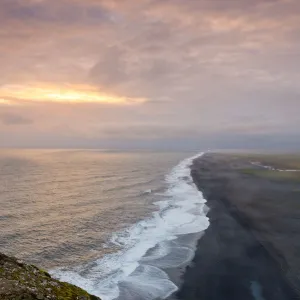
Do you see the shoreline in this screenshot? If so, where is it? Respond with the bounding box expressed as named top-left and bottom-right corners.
top-left (170, 152), bottom-right (299, 300)
top-left (163, 232), bottom-right (205, 299)
top-left (49, 153), bottom-right (209, 300)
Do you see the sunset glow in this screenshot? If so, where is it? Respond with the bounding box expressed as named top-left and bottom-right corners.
top-left (0, 85), bottom-right (146, 105)
top-left (0, 0), bottom-right (299, 149)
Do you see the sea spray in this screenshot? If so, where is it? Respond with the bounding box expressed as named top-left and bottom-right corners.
top-left (51, 153), bottom-right (209, 300)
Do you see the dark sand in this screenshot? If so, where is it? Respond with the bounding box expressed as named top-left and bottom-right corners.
top-left (170, 152), bottom-right (300, 300)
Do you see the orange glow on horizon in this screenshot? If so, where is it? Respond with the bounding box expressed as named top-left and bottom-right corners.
top-left (0, 98), bottom-right (13, 105)
top-left (0, 84), bottom-right (146, 105)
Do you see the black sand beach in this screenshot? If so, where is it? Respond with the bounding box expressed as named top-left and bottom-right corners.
top-left (171, 152), bottom-right (300, 300)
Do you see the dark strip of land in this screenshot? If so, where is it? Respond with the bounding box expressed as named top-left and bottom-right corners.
top-left (175, 152), bottom-right (300, 300)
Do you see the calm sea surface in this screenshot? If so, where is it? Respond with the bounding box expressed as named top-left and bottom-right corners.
top-left (0, 149), bottom-right (208, 300)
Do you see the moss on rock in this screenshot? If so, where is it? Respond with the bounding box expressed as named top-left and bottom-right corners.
top-left (0, 253), bottom-right (100, 300)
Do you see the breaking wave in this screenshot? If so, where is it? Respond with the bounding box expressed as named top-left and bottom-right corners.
top-left (51, 153), bottom-right (209, 300)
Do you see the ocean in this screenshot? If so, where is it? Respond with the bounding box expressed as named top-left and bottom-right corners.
top-left (0, 149), bottom-right (209, 300)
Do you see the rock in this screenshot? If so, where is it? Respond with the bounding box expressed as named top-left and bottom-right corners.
top-left (0, 252), bottom-right (101, 300)
top-left (37, 293), bottom-right (44, 299)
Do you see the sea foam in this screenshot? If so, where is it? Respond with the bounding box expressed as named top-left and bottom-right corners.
top-left (51, 153), bottom-right (209, 300)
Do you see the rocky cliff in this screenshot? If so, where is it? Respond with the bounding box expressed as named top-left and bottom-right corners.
top-left (0, 253), bottom-right (100, 300)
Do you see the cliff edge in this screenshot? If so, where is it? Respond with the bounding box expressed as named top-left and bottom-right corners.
top-left (0, 252), bottom-right (100, 300)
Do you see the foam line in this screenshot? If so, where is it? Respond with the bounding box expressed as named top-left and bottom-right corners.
top-left (51, 153), bottom-right (209, 300)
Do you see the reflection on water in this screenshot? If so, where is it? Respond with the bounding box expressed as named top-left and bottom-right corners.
top-left (0, 149), bottom-right (189, 268)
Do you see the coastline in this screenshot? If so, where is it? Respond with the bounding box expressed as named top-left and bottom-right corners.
top-left (49, 153), bottom-right (209, 300)
top-left (171, 152), bottom-right (299, 300)
top-left (3, 151), bottom-right (300, 300)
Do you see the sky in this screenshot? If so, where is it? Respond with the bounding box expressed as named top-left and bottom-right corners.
top-left (0, 0), bottom-right (300, 150)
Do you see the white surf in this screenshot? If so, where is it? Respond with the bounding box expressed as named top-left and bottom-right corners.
top-left (51, 153), bottom-right (209, 300)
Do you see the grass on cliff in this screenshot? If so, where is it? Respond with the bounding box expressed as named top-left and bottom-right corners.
top-left (0, 253), bottom-right (100, 300)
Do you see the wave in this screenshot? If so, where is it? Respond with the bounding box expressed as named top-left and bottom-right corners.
top-left (139, 189), bottom-right (152, 196)
top-left (251, 161), bottom-right (300, 172)
top-left (51, 153), bottom-right (209, 300)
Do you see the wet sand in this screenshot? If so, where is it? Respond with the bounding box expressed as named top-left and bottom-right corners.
top-left (170, 152), bottom-right (300, 300)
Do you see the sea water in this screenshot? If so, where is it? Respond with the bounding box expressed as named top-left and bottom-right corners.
top-left (0, 150), bottom-right (209, 300)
